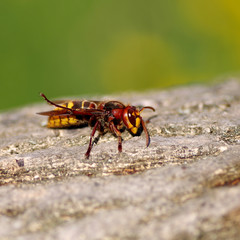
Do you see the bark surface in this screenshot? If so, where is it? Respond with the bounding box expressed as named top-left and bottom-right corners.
top-left (1, 79), bottom-right (240, 240)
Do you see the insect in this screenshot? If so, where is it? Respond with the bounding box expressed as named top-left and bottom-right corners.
top-left (38, 93), bottom-right (155, 158)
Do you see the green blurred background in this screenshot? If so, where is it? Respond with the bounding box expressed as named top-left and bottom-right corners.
top-left (1, 0), bottom-right (240, 110)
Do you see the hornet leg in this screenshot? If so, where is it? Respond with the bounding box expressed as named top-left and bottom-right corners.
top-left (85, 121), bottom-right (99, 159)
top-left (110, 122), bottom-right (122, 152)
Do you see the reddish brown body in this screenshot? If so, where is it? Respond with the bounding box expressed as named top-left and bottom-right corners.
top-left (38, 93), bottom-right (155, 158)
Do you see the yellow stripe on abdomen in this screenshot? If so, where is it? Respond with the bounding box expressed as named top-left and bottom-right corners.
top-left (47, 115), bottom-right (81, 128)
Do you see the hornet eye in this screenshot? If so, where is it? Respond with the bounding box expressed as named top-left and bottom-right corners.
top-left (128, 109), bottom-right (136, 126)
